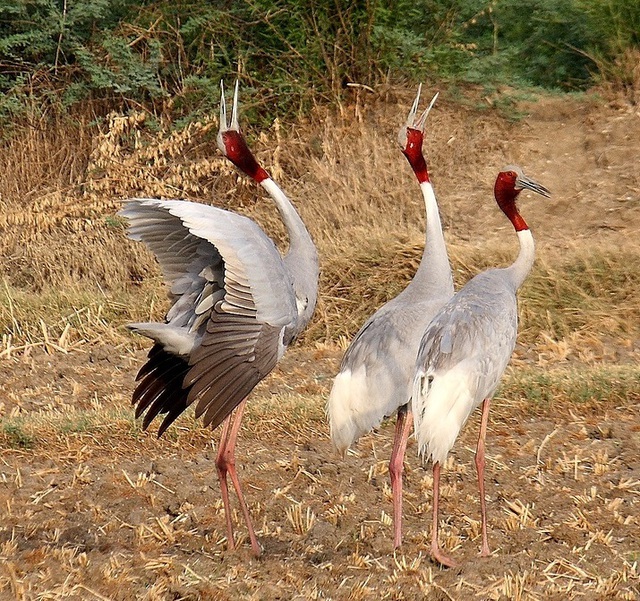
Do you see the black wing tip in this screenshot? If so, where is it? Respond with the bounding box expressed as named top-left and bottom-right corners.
top-left (131, 347), bottom-right (192, 434)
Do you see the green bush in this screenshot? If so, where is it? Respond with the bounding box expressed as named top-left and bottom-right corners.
top-left (0, 0), bottom-right (638, 126)
top-left (374, 0), bottom-right (639, 91)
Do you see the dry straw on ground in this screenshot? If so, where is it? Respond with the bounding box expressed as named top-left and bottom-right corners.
top-left (0, 87), bottom-right (639, 599)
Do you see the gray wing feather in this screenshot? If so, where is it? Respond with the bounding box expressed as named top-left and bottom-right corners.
top-left (120, 199), bottom-right (297, 328)
top-left (185, 311), bottom-right (281, 430)
top-left (121, 198), bottom-right (296, 433)
top-left (416, 271), bottom-right (518, 403)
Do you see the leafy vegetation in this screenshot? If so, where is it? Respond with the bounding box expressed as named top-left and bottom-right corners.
top-left (0, 0), bottom-right (638, 126)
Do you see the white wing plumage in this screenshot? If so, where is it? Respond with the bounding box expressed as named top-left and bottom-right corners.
top-left (412, 270), bottom-right (518, 464)
top-left (327, 295), bottom-right (448, 454)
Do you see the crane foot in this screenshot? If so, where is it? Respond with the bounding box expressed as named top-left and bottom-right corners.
top-left (431, 545), bottom-right (457, 568)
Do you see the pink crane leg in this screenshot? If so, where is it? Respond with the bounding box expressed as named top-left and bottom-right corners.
top-left (216, 412), bottom-right (237, 550)
top-left (215, 399), bottom-right (262, 556)
top-left (389, 404), bottom-right (413, 548)
top-left (431, 461), bottom-right (457, 568)
top-left (475, 398), bottom-right (492, 557)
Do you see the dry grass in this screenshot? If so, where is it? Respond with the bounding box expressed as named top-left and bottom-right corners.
top-left (0, 345), bottom-right (638, 600)
top-left (594, 47), bottom-right (640, 105)
top-left (2, 239), bottom-right (637, 369)
top-left (0, 88), bottom-right (639, 599)
top-left (1, 87), bottom-right (639, 358)
top-left (0, 280), bottom-right (167, 360)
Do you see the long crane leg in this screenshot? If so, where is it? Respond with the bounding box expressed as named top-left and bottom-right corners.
top-left (389, 404), bottom-right (413, 548)
top-left (215, 399), bottom-right (261, 556)
top-left (430, 461), bottom-right (457, 568)
top-left (216, 411), bottom-right (237, 550)
top-left (475, 398), bottom-right (492, 557)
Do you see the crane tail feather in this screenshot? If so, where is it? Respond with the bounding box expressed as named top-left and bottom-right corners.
top-left (411, 367), bottom-right (477, 466)
top-left (327, 367), bottom-right (382, 455)
top-left (327, 370), bottom-right (360, 455)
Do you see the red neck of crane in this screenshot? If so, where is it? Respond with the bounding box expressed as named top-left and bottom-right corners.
top-left (494, 175), bottom-right (528, 232)
top-left (402, 128), bottom-right (430, 183)
top-left (221, 131), bottom-right (269, 183)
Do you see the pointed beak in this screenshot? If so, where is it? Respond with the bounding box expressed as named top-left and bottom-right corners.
top-left (219, 79), bottom-right (228, 133)
top-left (398, 86), bottom-right (438, 148)
top-left (414, 91), bottom-right (438, 132)
top-left (406, 83), bottom-right (422, 128)
top-left (405, 84), bottom-right (438, 132)
top-left (218, 79), bottom-right (242, 154)
top-left (231, 79), bottom-right (240, 131)
top-left (516, 174), bottom-right (551, 198)
top-left (218, 79), bottom-right (240, 133)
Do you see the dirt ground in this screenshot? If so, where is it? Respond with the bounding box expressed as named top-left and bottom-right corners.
top-left (0, 343), bottom-right (638, 600)
top-left (1, 92), bottom-right (639, 600)
top-left (424, 92), bottom-right (640, 250)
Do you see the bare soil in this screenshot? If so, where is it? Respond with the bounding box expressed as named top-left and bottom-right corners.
top-left (1, 344), bottom-right (638, 600)
top-left (1, 92), bottom-right (639, 600)
top-left (424, 92), bottom-right (640, 248)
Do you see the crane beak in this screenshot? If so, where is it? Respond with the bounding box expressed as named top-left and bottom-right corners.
top-left (405, 85), bottom-right (438, 132)
top-left (218, 79), bottom-right (241, 135)
top-left (398, 85), bottom-right (438, 148)
top-left (414, 91), bottom-right (438, 132)
top-left (406, 83), bottom-right (423, 128)
top-left (515, 173), bottom-right (551, 198)
top-left (231, 79), bottom-right (240, 131)
top-left (219, 80), bottom-right (228, 132)
top-left (218, 79), bottom-right (242, 154)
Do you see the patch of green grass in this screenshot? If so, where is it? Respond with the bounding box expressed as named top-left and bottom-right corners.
top-left (59, 414), bottom-right (96, 435)
top-left (2, 422), bottom-right (35, 449)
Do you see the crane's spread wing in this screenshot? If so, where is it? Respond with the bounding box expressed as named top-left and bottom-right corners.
top-left (132, 344), bottom-right (191, 435)
top-left (120, 199), bottom-right (297, 325)
top-left (120, 198), bottom-right (297, 434)
top-left (183, 311), bottom-right (281, 430)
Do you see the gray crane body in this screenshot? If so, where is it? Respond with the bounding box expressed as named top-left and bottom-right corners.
top-left (328, 180), bottom-right (454, 454)
top-left (412, 221), bottom-right (536, 466)
top-left (120, 80), bottom-right (319, 556)
top-left (409, 165), bottom-right (549, 566)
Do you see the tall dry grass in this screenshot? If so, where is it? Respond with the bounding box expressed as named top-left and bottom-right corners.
top-left (0, 88), bottom-right (638, 366)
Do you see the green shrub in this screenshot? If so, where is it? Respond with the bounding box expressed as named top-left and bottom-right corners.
top-left (0, 0), bottom-right (639, 126)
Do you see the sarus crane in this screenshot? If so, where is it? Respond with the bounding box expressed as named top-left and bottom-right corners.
top-left (120, 81), bottom-right (319, 556)
top-left (327, 86), bottom-right (454, 548)
top-left (412, 165), bottom-right (550, 567)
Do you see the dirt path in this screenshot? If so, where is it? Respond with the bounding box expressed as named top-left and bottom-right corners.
top-left (1, 344), bottom-right (638, 600)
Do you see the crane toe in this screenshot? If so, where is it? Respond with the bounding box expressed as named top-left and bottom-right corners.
top-left (431, 546), bottom-right (458, 569)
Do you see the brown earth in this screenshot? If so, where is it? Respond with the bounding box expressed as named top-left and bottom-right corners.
top-left (1, 91), bottom-right (639, 600)
top-left (1, 344), bottom-right (638, 600)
